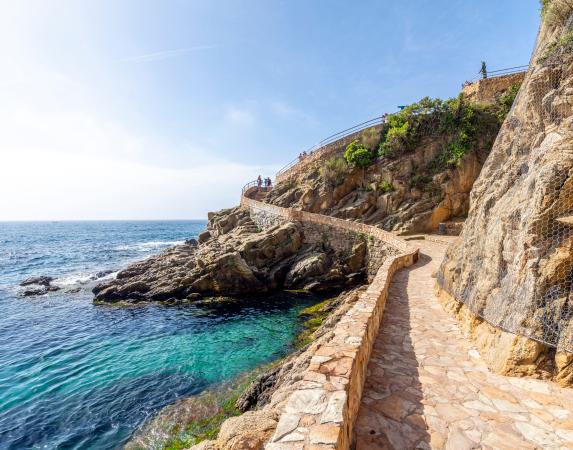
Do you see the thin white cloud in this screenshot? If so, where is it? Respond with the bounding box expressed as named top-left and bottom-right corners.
top-left (270, 100), bottom-right (315, 124)
top-left (226, 107), bottom-right (256, 127)
top-left (0, 106), bottom-right (277, 220)
top-left (119, 45), bottom-right (218, 63)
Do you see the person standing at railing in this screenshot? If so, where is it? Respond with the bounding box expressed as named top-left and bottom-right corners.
top-left (480, 61), bottom-right (488, 79)
top-left (257, 175), bottom-right (262, 188)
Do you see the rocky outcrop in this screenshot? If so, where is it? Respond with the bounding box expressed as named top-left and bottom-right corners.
top-left (93, 207), bottom-right (383, 303)
top-left (265, 97), bottom-right (508, 235)
top-left (20, 276), bottom-right (60, 296)
top-left (437, 10), bottom-right (573, 386)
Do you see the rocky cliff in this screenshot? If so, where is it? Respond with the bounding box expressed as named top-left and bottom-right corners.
top-left (93, 207), bottom-right (394, 303)
top-left (266, 93), bottom-right (518, 235)
top-left (437, 4), bottom-right (573, 386)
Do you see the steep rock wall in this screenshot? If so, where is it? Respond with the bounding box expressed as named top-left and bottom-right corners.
top-left (437, 13), bottom-right (573, 385)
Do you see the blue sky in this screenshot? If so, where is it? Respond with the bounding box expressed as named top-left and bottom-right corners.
top-left (0, 0), bottom-right (540, 220)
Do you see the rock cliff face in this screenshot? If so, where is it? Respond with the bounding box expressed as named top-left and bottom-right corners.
top-left (93, 207), bottom-right (391, 303)
top-left (437, 10), bottom-right (573, 386)
top-left (266, 96), bottom-right (512, 235)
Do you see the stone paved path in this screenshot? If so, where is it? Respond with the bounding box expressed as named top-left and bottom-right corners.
top-left (353, 239), bottom-right (573, 450)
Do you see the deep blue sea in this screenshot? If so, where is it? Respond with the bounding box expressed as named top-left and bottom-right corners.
top-left (0, 221), bottom-right (310, 450)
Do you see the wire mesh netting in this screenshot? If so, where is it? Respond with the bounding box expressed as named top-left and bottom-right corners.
top-left (438, 12), bottom-right (573, 353)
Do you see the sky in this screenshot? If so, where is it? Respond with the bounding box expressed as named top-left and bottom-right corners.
top-left (0, 0), bottom-right (541, 220)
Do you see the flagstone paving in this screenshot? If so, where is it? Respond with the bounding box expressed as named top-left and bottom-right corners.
top-left (353, 239), bottom-right (573, 450)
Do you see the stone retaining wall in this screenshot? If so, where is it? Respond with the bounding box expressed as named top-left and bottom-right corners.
top-left (461, 72), bottom-right (525, 105)
top-left (240, 195), bottom-right (418, 449)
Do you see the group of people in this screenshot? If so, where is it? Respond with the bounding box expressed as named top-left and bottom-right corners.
top-left (257, 175), bottom-right (272, 189)
top-left (298, 151), bottom-right (309, 161)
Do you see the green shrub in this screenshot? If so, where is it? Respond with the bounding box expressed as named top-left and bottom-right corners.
top-left (379, 180), bottom-right (395, 193)
top-left (320, 156), bottom-right (348, 187)
top-left (379, 121), bottom-right (409, 157)
top-left (541, 0), bottom-right (551, 16)
top-left (496, 83), bottom-right (521, 122)
top-left (344, 140), bottom-right (373, 167)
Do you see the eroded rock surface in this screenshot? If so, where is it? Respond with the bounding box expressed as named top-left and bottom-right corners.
top-left (437, 15), bottom-right (573, 383)
top-left (93, 208), bottom-right (380, 303)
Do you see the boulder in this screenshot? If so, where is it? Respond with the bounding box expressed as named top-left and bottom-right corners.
top-left (284, 252), bottom-right (328, 288)
top-left (198, 231), bottom-right (211, 244)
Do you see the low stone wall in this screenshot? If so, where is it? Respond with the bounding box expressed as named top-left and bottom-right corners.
top-left (275, 124), bottom-right (384, 184)
top-left (240, 195), bottom-right (418, 450)
top-left (462, 72), bottom-right (525, 104)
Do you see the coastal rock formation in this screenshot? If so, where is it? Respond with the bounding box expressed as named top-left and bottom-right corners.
top-left (437, 8), bottom-right (573, 386)
top-left (19, 276), bottom-right (60, 296)
top-left (93, 208), bottom-right (381, 303)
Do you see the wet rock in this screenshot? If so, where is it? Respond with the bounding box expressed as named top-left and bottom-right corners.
top-left (91, 270), bottom-right (113, 280)
top-left (20, 276), bottom-right (53, 287)
top-left (65, 287), bottom-right (82, 294)
top-left (22, 287), bottom-right (48, 297)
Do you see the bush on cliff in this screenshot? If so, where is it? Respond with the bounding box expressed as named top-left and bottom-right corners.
top-left (344, 140), bottom-right (373, 167)
top-left (379, 95), bottom-right (495, 170)
top-left (320, 156), bottom-right (348, 188)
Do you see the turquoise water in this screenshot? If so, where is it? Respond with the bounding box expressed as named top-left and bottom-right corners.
top-left (0, 221), bottom-right (311, 449)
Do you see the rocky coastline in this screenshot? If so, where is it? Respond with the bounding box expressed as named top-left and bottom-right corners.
top-left (92, 206), bottom-right (394, 305)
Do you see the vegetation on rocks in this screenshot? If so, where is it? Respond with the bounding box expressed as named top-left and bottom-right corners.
top-left (267, 82), bottom-right (522, 234)
top-left (162, 393), bottom-right (241, 450)
top-left (320, 156), bottom-right (348, 187)
top-left (379, 95), bottom-right (506, 170)
top-left (541, 0), bottom-right (573, 25)
top-left (378, 180), bottom-right (395, 193)
top-left (539, 1), bottom-right (573, 63)
top-left (294, 297), bottom-right (335, 348)
top-left (539, 27), bottom-right (573, 63)
top-left (344, 140), bottom-right (374, 167)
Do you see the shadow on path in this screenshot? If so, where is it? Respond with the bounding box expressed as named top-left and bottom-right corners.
top-left (352, 252), bottom-right (433, 450)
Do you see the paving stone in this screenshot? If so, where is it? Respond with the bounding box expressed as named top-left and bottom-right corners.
top-left (285, 389), bottom-right (327, 415)
top-left (308, 424), bottom-right (339, 445)
top-left (273, 413), bottom-right (301, 442)
top-left (352, 239), bottom-right (573, 449)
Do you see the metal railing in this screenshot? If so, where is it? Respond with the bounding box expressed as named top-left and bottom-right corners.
top-left (241, 180), bottom-right (272, 196)
top-left (476, 64), bottom-right (529, 80)
top-left (275, 116), bottom-right (385, 179)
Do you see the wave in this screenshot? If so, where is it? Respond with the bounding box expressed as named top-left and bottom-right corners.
top-left (54, 270), bottom-right (119, 287)
top-left (114, 240), bottom-right (184, 252)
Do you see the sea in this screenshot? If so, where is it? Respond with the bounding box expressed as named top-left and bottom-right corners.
top-left (0, 221), bottom-right (311, 449)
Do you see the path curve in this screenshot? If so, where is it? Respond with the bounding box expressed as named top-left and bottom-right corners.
top-left (354, 239), bottom-right (573, 450)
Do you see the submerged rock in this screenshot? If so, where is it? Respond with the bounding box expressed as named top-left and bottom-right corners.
top-left (22, 285), bottom-right (60, 297)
